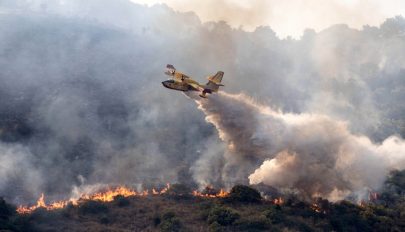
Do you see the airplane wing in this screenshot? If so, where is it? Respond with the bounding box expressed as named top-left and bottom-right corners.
top-left (188, 82), bottom-right (202, 91)
top-left (165, 64), bottom-right (192, 83)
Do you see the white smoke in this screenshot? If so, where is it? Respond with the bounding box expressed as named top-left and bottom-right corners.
top-left (0, 0), bottom-right (404, 204)
top-left (193, 92), bottom-right (405, 201)
top-left (0, 143), bottom-right (44, 201)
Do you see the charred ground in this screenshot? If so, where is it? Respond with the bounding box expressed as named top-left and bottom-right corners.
top-left (1, 170), bottom-right (404, 232)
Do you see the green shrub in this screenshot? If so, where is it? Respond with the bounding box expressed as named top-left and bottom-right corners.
top-left (264, 206), bottom-right (284, 224)
top-left (207, 206), bottom-right (240, 226)
top-left (329, 201), bottom-right (371, 232)
top-left (198, 201), bottom-right (214, 210)
top-left (227, 185), bottom-right (262, 203)
top-left (160, 211), bottom-right (181, 232)
top-left (160, 218), bottom-right (181, 232)
top-left (199, 201), bottom-right (214, 221)
top-left (78, 200), bottom-right (109, 215)
top-left (235, 216), bottom-right (271, 231)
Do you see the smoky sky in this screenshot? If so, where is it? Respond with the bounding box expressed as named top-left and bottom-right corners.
top-left (132, 0), bottom-right (405, 38)
top-left (0, 0), bottom-right (404, 203)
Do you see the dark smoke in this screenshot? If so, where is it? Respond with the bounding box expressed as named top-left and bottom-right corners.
top-left (0, 0), bottom-right (404, 203)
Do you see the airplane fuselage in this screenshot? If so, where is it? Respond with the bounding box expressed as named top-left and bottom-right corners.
top-left (161, 80), bottom-right (196, 91)
top-left (162, 65), bottom-right (224, 98)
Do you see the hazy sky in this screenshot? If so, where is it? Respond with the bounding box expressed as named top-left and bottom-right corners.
top-left (131, 0), bottom-right (405, 38)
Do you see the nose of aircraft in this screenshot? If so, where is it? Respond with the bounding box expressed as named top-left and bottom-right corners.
top-left (162, 80), bottom-right (171, 88)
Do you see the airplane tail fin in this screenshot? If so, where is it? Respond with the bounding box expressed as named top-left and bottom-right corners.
top-left (207, 71), bottom-right (224, 86)
top-left (204, 71), bottom-right (224, 93)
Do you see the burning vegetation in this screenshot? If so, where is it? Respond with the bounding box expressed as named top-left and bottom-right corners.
top-left (16, 184), bottom-right (231, 215)
top-left (0, 170), bottom-right (403, 231)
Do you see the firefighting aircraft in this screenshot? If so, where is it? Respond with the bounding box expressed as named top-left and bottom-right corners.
top-left (162, 64), bottom-right (224, 98)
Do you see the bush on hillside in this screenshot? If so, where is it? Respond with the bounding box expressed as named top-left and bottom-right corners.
top-left (160, 211), bottom-right (182, 232)
top-left (78, 200), bottom-right (109, 215)
top-left (227, 185), bottom-right (262, 203)
top-left (264, 206), bottom-right (285, 224)
top-left (234, 215), bottom-right (271, 231)
top-left (166, 184), bottom-right (192, 200)
top-left (207, 206), bottom-right (240, 226)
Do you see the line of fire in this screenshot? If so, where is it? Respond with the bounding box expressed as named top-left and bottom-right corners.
top-left (16, 184), bottom-right (380, 216)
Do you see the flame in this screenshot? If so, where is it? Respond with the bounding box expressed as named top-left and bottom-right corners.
top-left (81, 186), bottom-right (138, 202)
top-left (369, 192), bottom-right (378, 201)
top-left (193, 186), bottom-right (229, 198)
top-left (272, 197), bottom-right (284, 205)
top-left (17, 186), bottom-right (148, 214)
top-left (360, 200), bottom-right (367, 207)
top-left (311, 201), bottom-right (328, 214)
top-left (359, 191), bottom-right (379, 207)
top-left (311, 203), bottom-right (322, 213)
top-left (17, 183), bottom-right (226, 214)
top-left (152, 184), bottom-right (170, 195)
top-left (16, 193), bottom-right (73, 214)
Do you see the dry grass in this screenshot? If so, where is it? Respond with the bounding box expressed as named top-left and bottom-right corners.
top-left (29, 196), bottom-right (217, 232)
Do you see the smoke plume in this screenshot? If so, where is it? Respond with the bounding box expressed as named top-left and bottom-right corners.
top-left (0, 0), bottom-right (404, 203)
top-left (193, 92), bottom-right (405, 201)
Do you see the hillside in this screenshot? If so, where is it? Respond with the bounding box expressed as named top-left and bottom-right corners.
top-left (1, 170), bottom-right (404, 232)
top-left (0, 1), bottom-right (405, 232)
